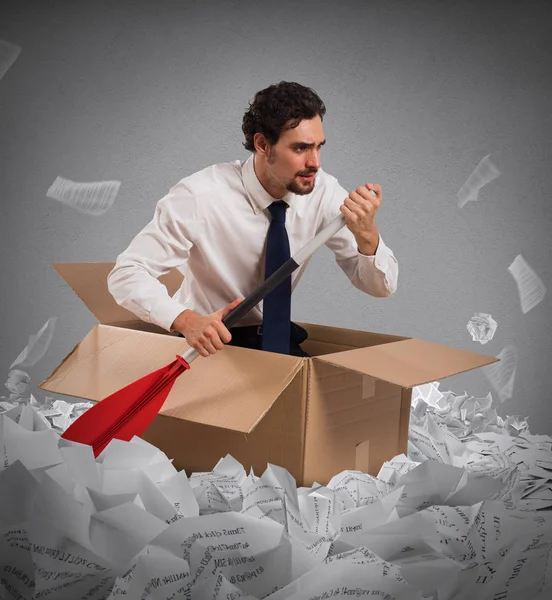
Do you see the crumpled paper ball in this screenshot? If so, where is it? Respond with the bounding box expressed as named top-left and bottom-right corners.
top-left (466, 312), bottom-right (498, 344)
top-left (3, 368), bottom-right (31, 403)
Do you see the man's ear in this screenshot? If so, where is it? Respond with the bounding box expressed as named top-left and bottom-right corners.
top-left (253, 132), bottom-right (269, 155)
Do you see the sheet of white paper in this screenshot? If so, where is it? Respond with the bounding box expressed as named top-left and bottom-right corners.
top-left (27, 513), bottom-right (114, 599)
top-left (264, 549), bottom-right (421, 600)
top-left (190, 454), bottom-right (250, 514)
top-left (0, 533), bottom-right (42, 600)
top-left (457, 153), bottom-right (500, 207)
top-left (482, 345), bottom-right (517, 403)
top-left (89, 501), bottom-right (169, 568)
top-left (508, 253), bottom-right (547, 314)
top-left (327, 470), bottom-right (393, 508)
top-left (10, 317), bottom-right (57, 369)
top-left (0, 460), bottom-right (38, 529)
top-left (153, 510), bottom-right (290, 598)
top-left (60, 442), bottom-right (102, 491)
top-left (2, 413), bottom-right (63, 471)
top-left (0, 39), bottom-right (21, 80)
top-left (126, 545), bottom-right (191, 599)
top-left (158, 469), bottom-right (200, 518)
top-left (192, 570), bottom-right (259, 599)
top-left (46, 176), bottom-right (121, 216)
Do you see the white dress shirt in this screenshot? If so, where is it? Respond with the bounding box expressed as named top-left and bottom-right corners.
top-left (107, 154), bottom-right (399, 331)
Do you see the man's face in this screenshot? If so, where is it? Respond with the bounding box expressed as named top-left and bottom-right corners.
top-left (265, 115), bottom-right (326, 196)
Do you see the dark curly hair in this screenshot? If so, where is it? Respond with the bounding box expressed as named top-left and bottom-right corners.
top-left (242, 81), bottom-right (326, 152)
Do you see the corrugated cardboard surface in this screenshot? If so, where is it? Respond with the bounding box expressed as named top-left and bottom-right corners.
top-left (315, 337), bottom-right (499, 388)
top-left (51, 262), bottom-right (183, 325)
top-left (303, 361), bottom-right (406, 484)
top-left (299, 322), bottom-right (408, 357)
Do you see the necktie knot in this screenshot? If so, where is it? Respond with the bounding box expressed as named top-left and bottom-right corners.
top-left (268, 201), bottom-right (288, 223)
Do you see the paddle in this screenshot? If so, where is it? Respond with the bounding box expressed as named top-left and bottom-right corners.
top-left (61, 214), bottom-right (347, 456)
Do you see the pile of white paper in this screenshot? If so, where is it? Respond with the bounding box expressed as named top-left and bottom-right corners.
top-left (0, 392), bottom-right (93, 434)
top-left (1, 378), bottom-right (551, 600)
top-left (410, 382), bottom-right (552, 514)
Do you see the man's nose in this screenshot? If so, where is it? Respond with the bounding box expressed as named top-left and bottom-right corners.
top-left (305, 149), bottom-right (321, 170)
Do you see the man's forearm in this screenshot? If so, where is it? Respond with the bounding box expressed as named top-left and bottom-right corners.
top-left (355, 226), bottom-right (380, 256)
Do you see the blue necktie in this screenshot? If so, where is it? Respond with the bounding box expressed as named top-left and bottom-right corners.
top-left (261, 201), bottom-right (291, 354)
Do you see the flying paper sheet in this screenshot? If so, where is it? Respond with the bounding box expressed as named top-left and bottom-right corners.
top-left (508, 254), bottom-right (547, 314)
top-left (46, 176), bottom-right (121, 216)
top-left (0, 39), bottom-right (21, 80)
top-left (482, 345), bottom-right (518, 403)
top-left (457, 154), bottom-right (500, 207)
top-left (9, 316), bottom-right (57, 370)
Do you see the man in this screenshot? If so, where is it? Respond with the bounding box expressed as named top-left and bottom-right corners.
top-left (107, 81), bottom-right (398, 358)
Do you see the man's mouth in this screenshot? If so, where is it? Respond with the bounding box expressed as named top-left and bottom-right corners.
top-left (298, 172), bottom-right (316, 181)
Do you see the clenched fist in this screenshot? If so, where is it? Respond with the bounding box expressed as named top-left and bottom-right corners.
top-left (340, 183), bottom-right (382, 256)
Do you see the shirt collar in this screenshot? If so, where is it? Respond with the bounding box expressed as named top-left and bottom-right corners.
top-left (242, 153), bottom-right (295, 214)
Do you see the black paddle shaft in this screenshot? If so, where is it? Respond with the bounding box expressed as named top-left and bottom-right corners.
top-left (222, 257), bottom-right (299, 330)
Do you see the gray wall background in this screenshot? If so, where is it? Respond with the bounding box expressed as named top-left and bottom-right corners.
top-left (1, 0), bottom-right (551, 431)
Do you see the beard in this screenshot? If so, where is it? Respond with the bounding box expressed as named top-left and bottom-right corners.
top-left (286, 175), bottom-right (317, 195)
top-left (267, 147), bottom-right (317, 196)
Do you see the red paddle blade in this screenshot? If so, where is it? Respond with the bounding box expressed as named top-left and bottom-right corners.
top-left (62, 356), bottom-right (190, 457)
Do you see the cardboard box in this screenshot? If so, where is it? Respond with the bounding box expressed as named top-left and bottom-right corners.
top-left (40, 262), bottom-right (499, 486)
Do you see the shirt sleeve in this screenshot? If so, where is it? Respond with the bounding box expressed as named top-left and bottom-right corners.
top-left (107, 182), bottom-right (200, 331)
top-left (322, 177), bottom-right (399, 297)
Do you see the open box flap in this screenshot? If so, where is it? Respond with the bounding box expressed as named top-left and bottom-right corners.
top-left (297, 321), bottom-right (409, 348)
top-left (313, 337), bottom-right (499, 388)
top-left (38, 324), bottom-right (304, 433)
top-left (52, 262), bottom-right (184, 325)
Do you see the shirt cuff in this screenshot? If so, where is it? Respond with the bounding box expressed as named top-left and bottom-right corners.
top-left (358, 234), bottom-right (386, 263)
top-left (357, 235), bottom-right (398, 295)
top-left (149, 295), bottom-right (192, 332)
